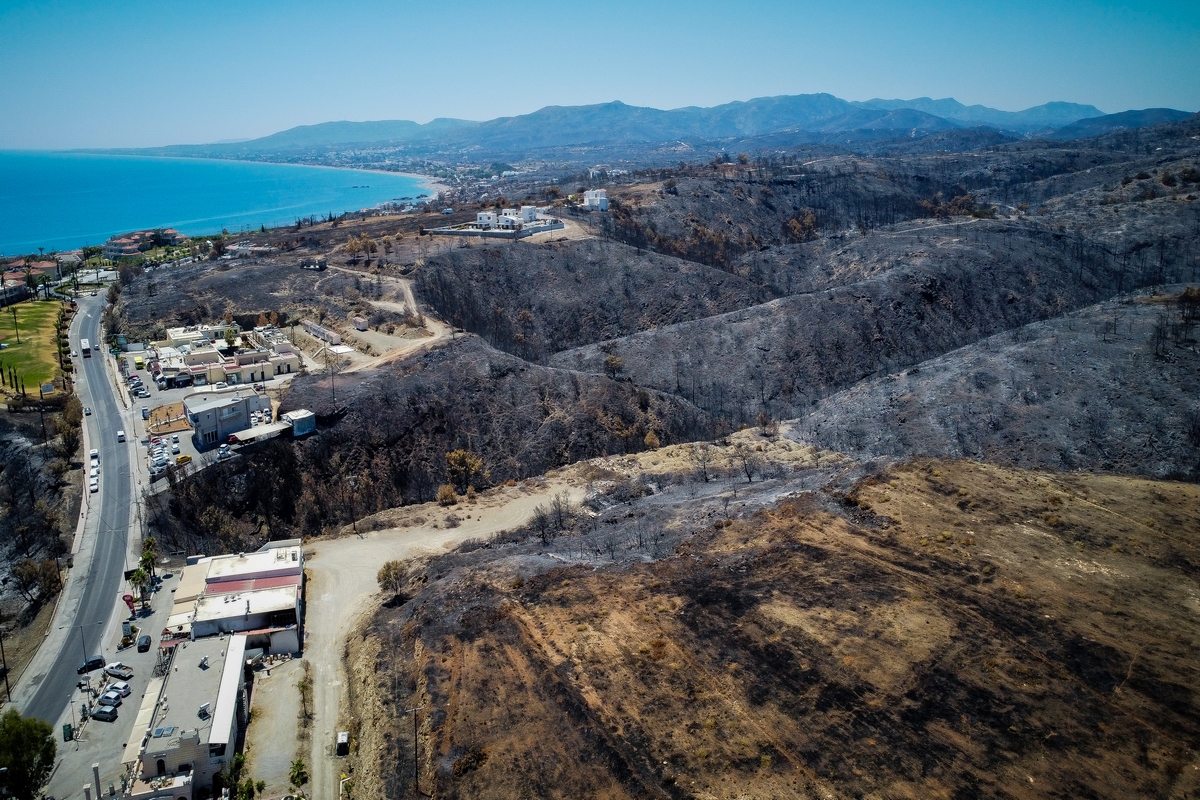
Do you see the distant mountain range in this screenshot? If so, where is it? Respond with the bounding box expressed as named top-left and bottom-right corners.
top-left (1045, 108), bottom-right (1195, 139)
top-left (125, 94), bottom-right (1194, 161)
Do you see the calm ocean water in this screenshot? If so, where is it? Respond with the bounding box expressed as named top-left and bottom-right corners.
top-left (0, 151), bottom-right (431, 255)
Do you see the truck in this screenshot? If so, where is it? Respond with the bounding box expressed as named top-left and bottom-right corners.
top-left (80, 338), bottom-right (91, 357)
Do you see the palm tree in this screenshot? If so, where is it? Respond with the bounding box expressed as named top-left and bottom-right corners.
top-left (140, 536), bottom-right (158, 579)
top-left (289, 758), bottom-right (308, 788)
top-left (128, 568), bottom-right (150, 609)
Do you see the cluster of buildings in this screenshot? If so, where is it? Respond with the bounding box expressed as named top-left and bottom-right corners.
top-left (428, 204), bottom-right (565, 239)
top-left (102, 229), bottom-right (187, 260)
top-left (124, 540), bottom-right (305, 800)
top-left (148, 323), bottom-right (303, 391)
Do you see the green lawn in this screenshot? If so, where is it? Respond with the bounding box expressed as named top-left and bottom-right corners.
top-left (0, 300), bottom-right (66, 390)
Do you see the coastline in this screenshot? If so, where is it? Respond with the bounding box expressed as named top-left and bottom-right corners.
top-left (0, 151), bottom-right (445, 254)
top-left (59, 148), bottom-right (451, 200)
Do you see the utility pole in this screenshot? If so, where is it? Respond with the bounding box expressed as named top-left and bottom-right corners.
top-left (0, 623), bottom-right (11, 701)
top-left (404, 705), bottom-right (425, 797)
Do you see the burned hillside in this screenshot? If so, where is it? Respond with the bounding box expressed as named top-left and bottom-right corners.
top-left (797, 289), bottom-right (1200, 481)
top-left (146, 337), bottom-right (711, 552)
top-left (354, 459), bottom-right (1200, 800)
top-left (414, 238), bottom-right (770, 361)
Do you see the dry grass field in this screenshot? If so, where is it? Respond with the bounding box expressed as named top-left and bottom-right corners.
top-left (353, 458), bottom-right (1200, 799)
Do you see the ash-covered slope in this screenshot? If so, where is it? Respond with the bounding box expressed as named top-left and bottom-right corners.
top-left (796, 290), bottom-right (1200, 480)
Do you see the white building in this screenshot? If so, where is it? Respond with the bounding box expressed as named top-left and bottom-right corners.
top-left (125, 634), bottom-right (248, 800)
top-left (164, 540), bottom-right (304, 653)
top-left (582, 189), bottom-right (609, 211)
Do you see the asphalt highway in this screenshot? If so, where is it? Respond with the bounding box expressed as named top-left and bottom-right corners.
top-left (24, 299), bottom-right (132, 725)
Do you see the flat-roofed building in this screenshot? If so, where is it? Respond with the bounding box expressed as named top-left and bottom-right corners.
top-left (163, 541), bottom-right (304, 652)
top-left (126, 635), bottom-right (248, 800)
top-left (184, 393), bottom-right (271, 448)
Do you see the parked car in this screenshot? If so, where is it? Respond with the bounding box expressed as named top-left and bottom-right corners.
top-left (89, 478), bottom-right (98, 493)
top-left (84, 406), bottom-right (91, 415)
top-left (90, 705), bottom-right (117, 722)
top-left (171, 434), bottom-right (179, 443)
top-left (89, 466), bottom-right (99, 478)
top-left (76, 655), bottom-right (104, 674)
top-left (97, 690), bottom-right (122, 708)
top-left (171, 442), bottom-right (180, 454)
top-left (104, 662), bottom-right (134, 679)
top-left (215, 382), bottom-right (227, 389)
top-left (107, 681), bottom-right (131, 697)
top-left (137, 634), bottom-right (152, 653)
top-left (89, 448), bottom-right (99, 461)
top-left (176, 454), bottom-right (192, 465)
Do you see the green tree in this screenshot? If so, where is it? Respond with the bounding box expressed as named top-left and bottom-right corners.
top-left (0, 708), bottom-right (57, 800)
top-left (128, 567), bottom-right (150, 607)
top-left (289, 758), bottom-right (309, 788)
top-left (141, 536), bottom-right (158, 579)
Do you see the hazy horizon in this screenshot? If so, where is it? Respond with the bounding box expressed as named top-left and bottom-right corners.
top-left (1, 0), bottom-right (1197, 150)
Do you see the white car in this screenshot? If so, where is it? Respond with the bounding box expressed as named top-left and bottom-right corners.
top-left (89, 478), bottom-right (99, 493)
top-left (89, 466), bottom-right (99, 478)
top-left (106, 680), bottom-right (131, 697)
top-left (171, 443), bottom-right (180, 454)
top-left (89, 448), bottom-right (99, 461)
top-left (117, 430), bottom-right (126, 442)
top-left (171, 434), bottom-right (179, 443)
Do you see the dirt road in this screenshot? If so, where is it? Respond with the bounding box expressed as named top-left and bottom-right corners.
top-left (341, 277), bottom-right (453, 373)
top-left (304, 479), bottom-right (586, 799)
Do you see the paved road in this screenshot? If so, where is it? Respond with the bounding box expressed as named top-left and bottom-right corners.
top-left (23, 298), bottom-right (133, 725)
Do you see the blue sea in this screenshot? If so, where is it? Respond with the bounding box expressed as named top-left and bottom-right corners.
top-left (0, 151), bottom-right (432, 256)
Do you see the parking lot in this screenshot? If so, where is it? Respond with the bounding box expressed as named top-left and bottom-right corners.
top-left (119, 367), bottom-right (301, 481)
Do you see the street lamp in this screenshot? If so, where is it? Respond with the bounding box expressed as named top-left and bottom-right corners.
top-left (65, 620), bottom-right (105, 691)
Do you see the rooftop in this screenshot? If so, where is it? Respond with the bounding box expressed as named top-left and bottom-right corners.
top-left (184, 393), bottom-right (254, 415)
top-left (204, 545), bottom-right (302, 582)
top-left (193, 585), bottom-right (299, 623)
top-left (146, 635), bottom-right (245, 748)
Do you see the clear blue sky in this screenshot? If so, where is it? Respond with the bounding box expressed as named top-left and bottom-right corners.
top-left (1, 0), bottom-right (1196, 149)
